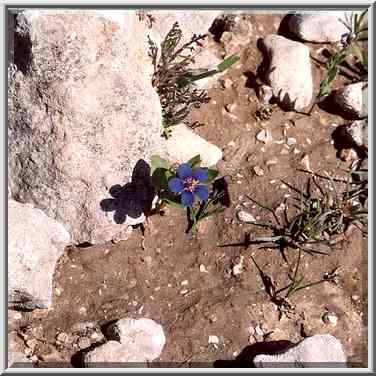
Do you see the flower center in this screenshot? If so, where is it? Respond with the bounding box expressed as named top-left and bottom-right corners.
top-left (184, 177), bottom-right (199, 192)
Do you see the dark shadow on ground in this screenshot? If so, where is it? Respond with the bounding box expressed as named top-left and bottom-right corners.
top-left (213, 340), bottom-right (293, 368)
top-left (100, 159), bottom-right (155, 224)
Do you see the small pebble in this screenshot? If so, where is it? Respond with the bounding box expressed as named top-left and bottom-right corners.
top-left (55, 288), bottom-right (62, 296)
top-left (270, 179), bottom-right (276, 184)
top-left (208, 335), bottom-right (219, 345)
top-left (306, 138), bottom-right (312, 144)
top-left (225, 103), bottom-right (237, 113)
top-left (209, 314), bottom-right (218, 323)
top-left (227, 140), bottom-right (236, 147)
top-left (221, 78), bottom-right (233, 89)
top-left (78, 307), bottom-right (87, 316)
top-left (232, 256), bottom-right (244, 276)
top-left (266, 158), bottom-right (278, 165)
top-left (256, 129), bottom-right (272, 143)
top-left (200, 264), bottom-right (209, 273)
top-left (280, 183), bottom-right (287, 189)
top-left (287, 137), bottom-right (297, 146)
top-left (181, 280), bottom-right (188, 286)
top-left (322, 312), bottom-right (338, 326)
top-left (180, 289), bottom-right (188, 295)
top-left (253, 166), bottom-right (265, 176)
top-left (294, 148), bottom-right (301, 154)
top-left (351, 295), bottom-right (360, 302)
top-left (237, 210), bottom-right (256, 223)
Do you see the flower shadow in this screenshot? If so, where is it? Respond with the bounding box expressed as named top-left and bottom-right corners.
top-left (100, 159), bottom-right (155, 224)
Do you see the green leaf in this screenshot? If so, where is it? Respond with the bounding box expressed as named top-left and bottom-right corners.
top-left (203, 169), bottom-right (219, 184)
top-left (152, 168), bottom-right (169, 190)
top-left (150, 155), bottom-right (171, 174)
top-left (217, 54), bottom-right (240, 72)
top-left (187, 154), bottom-right (201, 168)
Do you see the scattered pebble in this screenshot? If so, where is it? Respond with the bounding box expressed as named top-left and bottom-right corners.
top-left (255, 325), bottom-right (264, 336)
top-left (200, 264), bottom-right (209, 273)
top-left (351, 295), bottom-right (360, 302)
top-left (294, 148), bottom-right (301, 154)
top-left (237, 210), bottom-right (256, 223)
top-left (78, 307), bottom-right (87, 316)
top-left (208, 335), bottom-right (219, 345)
top-left (266, 158), bottom-right (278, 165)
top-left (322, 312), bottom-right (338, 326)
top-left (55, 288), bottom-right (62, 296)
top-left (306, 137), bottom-right (312, 144)
top-left (225, 103), bottom-right (237, 113)
top-left (301, 154), bottom-right (312, 172)
top-left (181, 280), bottom-right (188, 286)
top-left (253, 166), bottom-right (265, 176)
top-left (270, 179), bottom-right (276, 184)
top-left (280, 183), bottom-right (288, 189)
top-left (227, 140), bottom-right (236, 147)
top-left (256, 129), bottom-right (272, 143)
top-left (209, 315), bottom-right (218, 323)
top-left (180, 289), bottom-right (188, 295)
top-left (232, 256), bottom-right (245, 276)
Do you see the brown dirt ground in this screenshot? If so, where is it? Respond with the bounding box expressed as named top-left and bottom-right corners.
top-left (9, 13), bottom-right (368, 368)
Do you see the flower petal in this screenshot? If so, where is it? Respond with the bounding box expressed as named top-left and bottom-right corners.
top-left (181, 191), bottom-right (194, 207)
top-left (177, 163), bottom-right (193, 179)
top-left (193, 168), bottom-right (208, 182)
top-left (168, 178), bottom-right (184, 193)
top-left (194, 184), bottom-right (209, 202)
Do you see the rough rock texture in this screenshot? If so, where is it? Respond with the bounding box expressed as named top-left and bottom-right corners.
top-left (164, 124), bottom-right (223, 167)
top-left (84, 318), bottom-right (165, 366)
top-left (334, 82), bottom-right (368, 119)
top-left (8, 200), bottom-right (70, 309)
top-left (259, 35), bottom-right (313, 111)
top-left (254, 334), bottom-right (347, 367)
top-left (8, 10), bottom-right (163, 244)
top-left (288, 12), bottom-right (350, 43)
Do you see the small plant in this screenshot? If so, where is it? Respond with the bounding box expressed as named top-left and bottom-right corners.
top-left (318, 10), bottom-right (368, 98)
top-left (148, 22), bottom-right (240, 138)
top-left (150, 154), bottom-right (229, 233)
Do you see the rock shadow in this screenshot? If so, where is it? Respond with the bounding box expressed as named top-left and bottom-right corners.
top-left (100, 159), bottom-right (155, 224)
top-left (213, 340), bottom-right (293, 368)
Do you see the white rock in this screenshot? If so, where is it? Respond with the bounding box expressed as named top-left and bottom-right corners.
top-left (8, 200), bottom-right (70, 310)
top-left (106, 318), bottom-right (165, 361)
top-left (254, 334), bottom-right (347, 367)
top-left (322, 312), bottom-right (339, 326)
top-left (8, 10), bottom-right (163, 244)
top-left (288, 12), bottom-right (351, 43)
top-left (334, 82), bottom-right (368, 119)
top-left (164, 124), bottom-right (222, 167)
top-left (259, 35), bottom-right (313, 111)
top-left (208, 335), bottom-right (219, 344)
top-left (343, 120), bottom-right (368, 149)
top-left (256, 129), bottom-right (273, 144)
top-left (237, 210), bottom-right (256, 223)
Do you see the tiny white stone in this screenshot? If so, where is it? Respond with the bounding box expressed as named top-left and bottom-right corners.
top-left (237, 210), bottom-right (256, 223)
top-left (200, 264), bottom-right (209, 273)
top-left (280, 183), bottom-right (288, 189)
top-left (180, 289), bottom-right (188, 295)
top-left (306, 138), bottom-right (312, 144)
top-left (208, 335), bottom-right (219, 345)
top-left (270, 179), bottom-right (276, 184)
top-left (227, 140), bottom-right (236, 147)
top-left (255, 325), bottom-right (264, 336)
top-left (181, 280), bottom-right (188, 286)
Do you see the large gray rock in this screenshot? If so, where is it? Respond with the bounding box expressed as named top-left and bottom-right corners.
top-left (259, 35), bottom-right (313, 111)
top-left (84, 318), bottom-right (165, 366)
top-left (8, 10), bottom-right (163, 244)
top-left (254, 334), bottom-right (347, 367)
top-left (334, 82), bottom-right (368, 119)
top-left (8, 200), bottom-right (70, 309)
top-left (288, 12), bottom-right (350, 43)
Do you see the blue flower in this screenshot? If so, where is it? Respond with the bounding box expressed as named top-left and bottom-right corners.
top-left (168, 163), bottom-right (209, 208)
